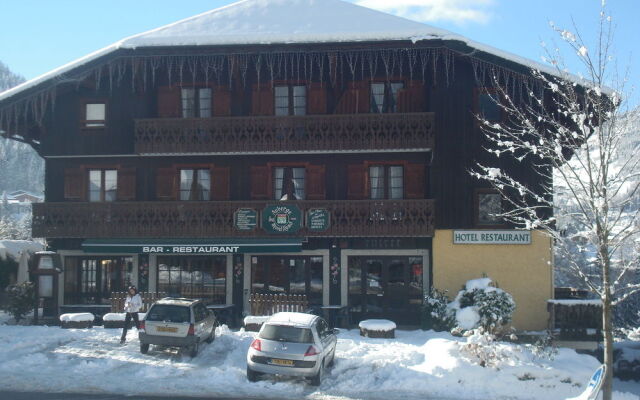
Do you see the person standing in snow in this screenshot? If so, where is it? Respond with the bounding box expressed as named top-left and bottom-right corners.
top-left (120, 286), bottom-right (142, 344)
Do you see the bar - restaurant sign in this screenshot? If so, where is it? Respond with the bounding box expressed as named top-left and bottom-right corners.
top-left (453, 230), bottom-right (531, 245)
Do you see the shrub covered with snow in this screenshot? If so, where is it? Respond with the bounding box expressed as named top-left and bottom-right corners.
top-left (422, 288), bottom-right (456, 331)
top-left (2, 281), bottom-right (34, 323)
top-left (450, 277), bottom-right (516, 334)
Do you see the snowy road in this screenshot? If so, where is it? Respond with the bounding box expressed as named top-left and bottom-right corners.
top-left (0, 323), bottom-right (638, 400)
top-left (0, 392), bottom-right (253, 400)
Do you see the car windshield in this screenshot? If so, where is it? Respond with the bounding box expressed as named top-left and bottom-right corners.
top-left (259, 324), bottom-right (314, 343)
top-left (146, 305), bottom-right (190, 323)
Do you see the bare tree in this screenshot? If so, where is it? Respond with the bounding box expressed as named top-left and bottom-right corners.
top-left (472, 6), bottom-right (638, 400)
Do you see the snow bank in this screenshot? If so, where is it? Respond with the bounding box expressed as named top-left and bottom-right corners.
top-left (243, 315), bottom-right (270, 325)
top-left (358, 319), bottom-right (397, 331)
top-left (0, 240), bottom-right (44, 261)
top-left (102, 313), bottom-right (146, 322)
top-left (59, 313), bottom-right (94, 322)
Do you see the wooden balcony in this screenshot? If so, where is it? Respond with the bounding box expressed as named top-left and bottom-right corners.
top-left (32, 200), bottom-right (435, 239)
top-left (134, 113), bottom-right (435, 154)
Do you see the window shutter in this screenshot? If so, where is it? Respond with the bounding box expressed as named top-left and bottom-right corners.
top-left (157, 86), bottom-right (181, 118)
top-left (213, 86), bottom-right (232, 117)
top-left (156, 167), bottom-right (176, 201)
top-left (405, 163), bottom-right (426, 199)
top-left (307, 83), bottom-right (327, 115)
top-left (306, 164), bottom-right (326, 200)
top-left (347, 164), bottom-right (366, 200)
top-left (251, 84), bottom-right (274, 116)
top-left (211, 166), bottom-right (231, 200)
top-left (117, 167), bottom-right (136, 201)
top-left (250, 165), bottom-right (270, 199)
top-left (64, 168), bottom-right (85, 201)
top-left (397, 81), bottom-right (425, 113)
top-left (335, 81), bottom-right (370, 114)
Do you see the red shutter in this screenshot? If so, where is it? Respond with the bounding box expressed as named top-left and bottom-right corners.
top-left (156, 167), bottom-right (176, 201)
top-left (117, 167), bottom-right (136, 201)
top-left (251, 84), bottom-right (274, 116)
top-left (306, 165), bottom-right (326, 200)
top-left (64, 168), bottom-right (85, 201)
top-left (335, 81), bottom-right (370, 114)
top-left (157, 86), bottom-right (181, 118)
top-left (397, 81), bottom-right (426, 113)
top-left (213, 86), bottom-right (232, 117)
top-left (211, 166), bottom-right (231, 200)
top-left (308, 83), bottom-right (327, 115)
top-left (250, 165), bottom-right (270, 199)
top-left (347, 164), bottom-right (366, 200)
top-left (405, 163), bottom-right (426, 199)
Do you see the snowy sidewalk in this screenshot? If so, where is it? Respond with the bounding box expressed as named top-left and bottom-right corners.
top-left (0, 323), bottom-right (637, 400)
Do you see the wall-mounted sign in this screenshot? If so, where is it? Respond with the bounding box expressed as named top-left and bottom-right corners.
top-left (141, 245), bottom-right (241, 254)
top-left (82, 239), bottom-right (303, 254)
top-left (307, 209), bottom-right (330, 232)
top-left (263, 205), bottom-right (302, 234)
top-left (234, 208), bottom-right (258, 231)
top-left (453, 230), bottom-right (531, 245)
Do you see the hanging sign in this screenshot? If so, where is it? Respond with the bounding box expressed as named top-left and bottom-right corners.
top-left (453, 230), bottom-right (531, 245)
top-left (234, 208), bottom-right (258, 231)
top-left (262, 205), bottom-right (302, 234)
top-left (307, 209), bottom-right (330, 232)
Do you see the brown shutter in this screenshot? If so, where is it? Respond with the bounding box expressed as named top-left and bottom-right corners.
top-left (335, 81), bottom-right (370, 114)
top-left (397, 81), bottom-right (425, 113)
top-left (251, 84), bottom-right (274, 116)
top-left (250, 165), bottom-right (270, 199)
top-left (64, 168), bottom-right (85, 201)
top-left (156, 167), bottom-right (176, 201)
top-left (405, 163), bottom-right (426, 199)
top-left (117, 167), bottom-right (136, 201)
top-left (213, 86), bottom-right (232, 117)
top-left (211, 166), bottom-right (230, 200)
top-left (307, 83), bottom-right (327, 115)
top-left (347, 164), bottom-right (366, 200)
top-left (306, 164), bottom-right (326, 200)
top-left (157, 86), bottom-right (181, 118)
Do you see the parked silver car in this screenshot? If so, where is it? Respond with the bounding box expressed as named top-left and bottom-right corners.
top-left (246, 312), bottom-right (338, 386)
top-left (139, 298), bottom-right (216, 357)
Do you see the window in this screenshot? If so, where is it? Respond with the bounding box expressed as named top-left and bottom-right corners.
top-left (477, 89), bottom-right (502, 122)
top-left (275, 85), bottom-right (307, 116)
top-left (89, 169), bottom-right (117, 202)
top-left (179, 169), bottom-right (211, 201)
top-left (181, 88), bottom-right (212, 118)
top-left (274, 167), bottom-right (305, 200)
top-left (477, 190), bottom-right (503, 225)
top-left (157, 256), bottom-right (226, 304)
top-left (369, 165), bottom-right (403, 199)
top-left (371, 82), bottom-right (404, 113)
top-left (252, 256), bottom-right (323, 305)
top-left (84, 103), bottom-right (106, 128)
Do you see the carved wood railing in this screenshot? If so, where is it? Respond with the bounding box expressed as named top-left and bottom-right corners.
top-left (32, 200), bottom-right (435, 238)
top-left (134, 113), bottom-right (435, 154)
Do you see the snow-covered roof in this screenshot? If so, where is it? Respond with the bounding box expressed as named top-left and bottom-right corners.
top-left (267, 312), bottom-right (317, 327)
top-left (0, 0), bottom-right (574, 105)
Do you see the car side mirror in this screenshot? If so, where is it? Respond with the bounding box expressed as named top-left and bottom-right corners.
top-left (332, 328), bottom-right (340, 335)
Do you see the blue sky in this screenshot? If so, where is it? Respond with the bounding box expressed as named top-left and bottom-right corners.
top-left (1, 0), bottom-right (638, 104)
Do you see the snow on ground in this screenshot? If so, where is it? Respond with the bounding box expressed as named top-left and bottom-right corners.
top-left (0, 320), bottom-right (637, 400)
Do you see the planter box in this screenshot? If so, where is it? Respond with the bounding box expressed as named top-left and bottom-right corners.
top-left (359, 327), bottom-right (395, 338)
top-left (103, 321), bottom-right (125, 329)
top-left (61, 320), bottom-right (93, 329)
top-left (359, 319), bottom-right (396, 338)
top-left (59, 313), bottom-right (95, 329)
top-left (243, 316), bottom-right (270, 332)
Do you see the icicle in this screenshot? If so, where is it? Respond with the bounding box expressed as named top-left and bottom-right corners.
top-left (254, 54), bottom-right (263, 87)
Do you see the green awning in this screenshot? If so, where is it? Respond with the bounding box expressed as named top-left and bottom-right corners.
top-left (82, 238), bottom-right (303, 254)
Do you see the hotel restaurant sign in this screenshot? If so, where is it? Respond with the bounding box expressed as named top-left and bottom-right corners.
top-left (453, 230), bottom-right (531, 245)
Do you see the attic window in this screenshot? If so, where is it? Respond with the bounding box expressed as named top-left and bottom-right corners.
top-left (84, 103), bottom-right (106, 128)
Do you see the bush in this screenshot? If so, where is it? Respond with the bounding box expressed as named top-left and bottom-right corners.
top-left (451, 277), bottom-right (516, 334)
top-left (3, 281), bottom-right (35, 323)
top-left (422, 288), bottom-right (456, 331)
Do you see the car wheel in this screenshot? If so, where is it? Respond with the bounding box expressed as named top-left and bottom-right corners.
top-left (189, 341), bottom-right (199, 358)
top-left (309, 359), bottom-right (324, 386)
top-left (205, 327), bottom-right (215, 344)
top-left (327, 348), bottom-right (336, 367)
top-left (247, 366), bottom-right (260, 382)
top-left (140, 343), bottom-right (149, 354)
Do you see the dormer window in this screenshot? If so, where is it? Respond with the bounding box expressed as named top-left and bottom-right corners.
top-left (84, 102), bottom-right (106, 128)
top-left (181, 88), bottom-right (212, 118)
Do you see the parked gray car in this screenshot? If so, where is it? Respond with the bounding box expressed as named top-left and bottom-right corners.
top-left (246, 312), bottom-right (338, 386)
top-left (139, 298), bottom-right (216, 357)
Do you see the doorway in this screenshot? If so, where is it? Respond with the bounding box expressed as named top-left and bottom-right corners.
top-left (64, 257), bottom-right (134, 304)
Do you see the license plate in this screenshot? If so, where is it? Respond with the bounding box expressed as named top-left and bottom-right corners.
top-left (156, 326), bottom-right (178, 333)
top-left (270, 358), bottom-right (294, 366)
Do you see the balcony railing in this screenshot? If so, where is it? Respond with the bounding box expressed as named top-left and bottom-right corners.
top-left (32, 200), bottom-right (435, 239)
top-left (134, 113), bottom-right (435, 154)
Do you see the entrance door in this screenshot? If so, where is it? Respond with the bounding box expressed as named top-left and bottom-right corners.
top-left (64, 257), bottom-right (133, 304)
top-left (348, 256), bottom-right (424, 324)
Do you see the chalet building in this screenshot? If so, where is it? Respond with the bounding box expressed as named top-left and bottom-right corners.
top-left (0, 0), bottom-right (555, 330)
